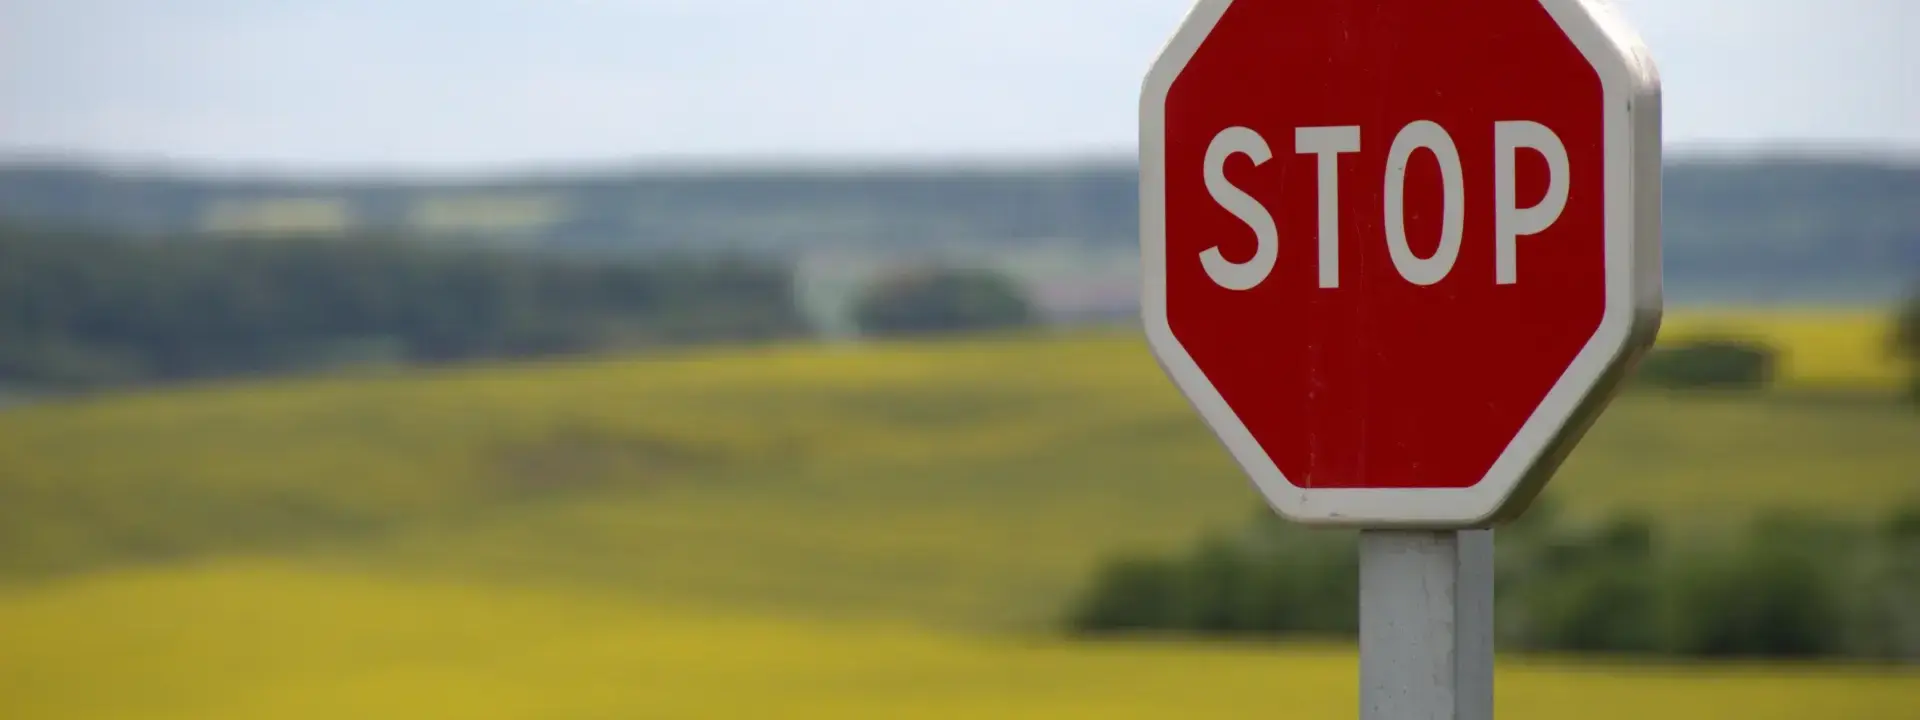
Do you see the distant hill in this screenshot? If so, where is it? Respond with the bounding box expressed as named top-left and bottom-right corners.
top-left (0, 153), bottom-right (1913, 307)
top-left (1657, 156), bottom-right (1919, 305)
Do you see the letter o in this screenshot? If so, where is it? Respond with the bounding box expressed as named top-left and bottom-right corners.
top-left (1383, 120), bottom-right (1465, 286)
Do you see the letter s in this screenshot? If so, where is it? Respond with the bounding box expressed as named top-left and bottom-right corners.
top-left (1201, 126), bottom-right (1277, 291)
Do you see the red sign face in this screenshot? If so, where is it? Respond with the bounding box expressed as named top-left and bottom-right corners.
top-left (1141, 0), bottom-right (1662, 527)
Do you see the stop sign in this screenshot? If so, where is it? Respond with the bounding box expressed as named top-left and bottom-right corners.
top-left (1141, 0), bottom-right (1661, 528)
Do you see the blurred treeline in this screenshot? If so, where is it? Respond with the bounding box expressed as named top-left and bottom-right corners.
top-left (0, 156), bottom-right (1914, 306)
top-left (1066, 499), bottom-right (1920, 662)
top-left (0, 220), bottom-right (1053, 396)
top-left (0, 224), bottom-right (809, 390)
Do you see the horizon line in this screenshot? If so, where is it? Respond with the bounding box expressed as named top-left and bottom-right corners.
top-left (1, 138), bottom-right (1916, 183)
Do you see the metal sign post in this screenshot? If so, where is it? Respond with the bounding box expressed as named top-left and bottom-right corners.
top-left (1360, 530), bottom-right (1495, 720)
top-left (1139, 1), bottom-right (1659, 718)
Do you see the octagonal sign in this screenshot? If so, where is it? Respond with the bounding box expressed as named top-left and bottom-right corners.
top-left (1140, 0), bottom-right (1662, 528)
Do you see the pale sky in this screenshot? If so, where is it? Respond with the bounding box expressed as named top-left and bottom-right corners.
top-left (1, 0), bottom-right (1913, 173)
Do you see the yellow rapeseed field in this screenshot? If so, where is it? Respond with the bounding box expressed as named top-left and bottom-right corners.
top-left (0, 314), bottom-right (1914, 718)
top-left (2, 561), bottom-right (1914, 720)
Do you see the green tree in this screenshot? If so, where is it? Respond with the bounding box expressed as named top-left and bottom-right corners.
top-left (852, 266), bottom-right (1035, 338)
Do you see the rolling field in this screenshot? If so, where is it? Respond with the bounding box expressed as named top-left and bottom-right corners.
top-left (1, 311), bottom-right (1915, 717)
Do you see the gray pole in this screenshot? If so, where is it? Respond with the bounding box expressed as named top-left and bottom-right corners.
top-left (1359, 529), bottom-right (1495, 720)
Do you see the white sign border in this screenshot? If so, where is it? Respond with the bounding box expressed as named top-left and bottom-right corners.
top-left (1139, 0), bottom-right (1663, 528)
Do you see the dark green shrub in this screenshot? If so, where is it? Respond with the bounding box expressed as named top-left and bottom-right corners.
top-left (1235, 558), bottom-right (1307, 636)
top-left (1065, 555), bottom-right (1180, 634)
top-left (1893, 290), bottom-right (1917, 405)
top-left (1633, 338), bottom-right (1777, 390)
top-left (1532, 563), bottom-right (1663, 653)
top-left (1173, 536), bottom-right (1254, 635)
top-left (1063, 504), bottom-right (1915, 661)
top-left (1068, 517), bottom-right (1361, 639)
top-left (1499, 513), bottom-right (1661, 654)
top-left (1235, 544), bottom-right (1359, 637)
top-left (1237, 518), bottom-right (1360, 636)
top-left (1664, 527), bottom-right (1848, 659)
top-left (852, 266), bottom-right (1035, 338)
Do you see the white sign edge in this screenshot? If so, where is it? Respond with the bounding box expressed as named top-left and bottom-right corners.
top-left (1137, 0), bottom-right (1663, 528)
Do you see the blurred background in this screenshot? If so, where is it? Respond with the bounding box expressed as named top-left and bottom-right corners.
top-left (0, 0), bottom-right (1915, 718)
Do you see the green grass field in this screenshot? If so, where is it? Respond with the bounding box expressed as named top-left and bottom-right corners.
top-left (1, 315), bottom-right (1916, 718)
